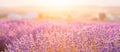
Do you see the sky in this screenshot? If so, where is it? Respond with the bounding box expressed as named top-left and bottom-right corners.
top-left (0, 0), bottom-right (120, 7)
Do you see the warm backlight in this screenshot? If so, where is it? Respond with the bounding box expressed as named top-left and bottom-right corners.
top-left (41, 0), bottom-right (74, 8)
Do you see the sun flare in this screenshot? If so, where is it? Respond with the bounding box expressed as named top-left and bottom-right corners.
top-left (41, 0), bottom-right (74, 8)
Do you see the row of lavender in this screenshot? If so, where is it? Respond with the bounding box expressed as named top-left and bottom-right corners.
top-left (0, 20), bottom-right (120, 52)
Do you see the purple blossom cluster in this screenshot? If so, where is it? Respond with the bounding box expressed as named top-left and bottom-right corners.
top-left (0, 20), bottom-right (120, 52)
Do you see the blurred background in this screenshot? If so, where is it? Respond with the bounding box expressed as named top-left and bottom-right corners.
top-left (0, 0), bottom-right (120, 22)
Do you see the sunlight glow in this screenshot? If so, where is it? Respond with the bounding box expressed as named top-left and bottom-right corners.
top-left (41, 0), bottom-right (74, 8)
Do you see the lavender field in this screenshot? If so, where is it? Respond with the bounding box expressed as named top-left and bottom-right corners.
top-left (0, 20), bottom-right (120, 52)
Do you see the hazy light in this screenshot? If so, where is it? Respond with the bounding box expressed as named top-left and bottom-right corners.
top-left (42, 0), bottom-right (74, 7)
top-left (0, 0), bottom-right (120, 7)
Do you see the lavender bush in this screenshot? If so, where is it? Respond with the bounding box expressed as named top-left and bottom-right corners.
top-left (0, 20), bottom-right (120, 52)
